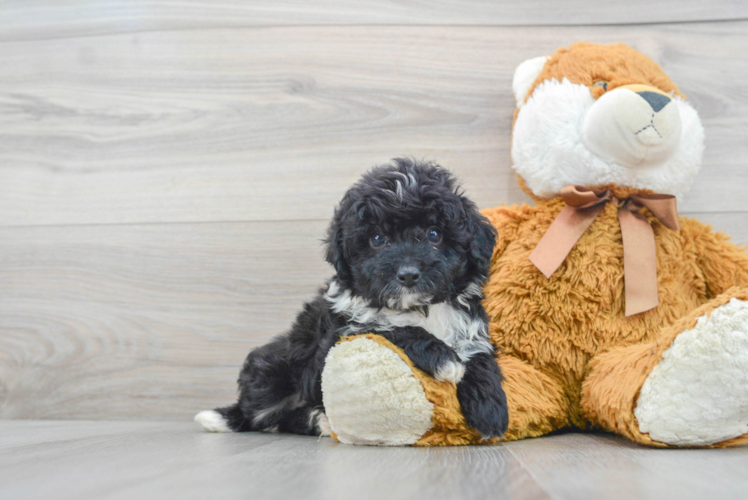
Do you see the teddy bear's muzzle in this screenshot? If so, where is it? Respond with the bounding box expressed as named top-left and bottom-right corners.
top-left (581, 84), bottom-right (682, 170)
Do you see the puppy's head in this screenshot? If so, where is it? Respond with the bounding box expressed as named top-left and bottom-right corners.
top-left (325, 158), bottom-right (496, 310)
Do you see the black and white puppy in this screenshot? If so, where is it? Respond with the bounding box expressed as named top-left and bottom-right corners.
top-left (195, 158), bottom-right (508, 439)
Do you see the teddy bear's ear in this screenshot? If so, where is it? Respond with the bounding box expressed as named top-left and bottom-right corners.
top-left (512, 56), bottom-right (549, 108)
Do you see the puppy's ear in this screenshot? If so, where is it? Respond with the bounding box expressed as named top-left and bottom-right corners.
top-left (324, 215), bottom-right (352, 285)
top-left (463, 199), bottom-right (497, 281)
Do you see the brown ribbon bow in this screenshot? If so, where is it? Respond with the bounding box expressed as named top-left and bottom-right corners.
top-left (529, 185), bottom-right (680, 317)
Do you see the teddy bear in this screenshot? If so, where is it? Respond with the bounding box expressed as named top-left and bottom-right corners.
top-left (319, 42), bottom-right (748, 448)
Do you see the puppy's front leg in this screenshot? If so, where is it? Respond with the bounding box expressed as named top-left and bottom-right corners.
top-left (457, 352), bottom-right (509, 440)
top-left (376, 326), bottom-right (465, 384)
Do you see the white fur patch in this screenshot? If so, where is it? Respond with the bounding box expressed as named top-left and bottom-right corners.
top-left (456, 282), bottom-right (483, 309)
top-left (387, 292), bottom-right (433, 310)
top-left (513, 56), bottom-right (548, 107)
top-left (194, 410), bottom-right (231, 433)
top-left (310, 409), bottom-right (332, 437)
top-left (435, 360), bottom-right (466, 384)
top-left (512, 78), bottom-right (704, 198)
top-left (321, 337), bottom-right (434, 445)
top-left (393, 172), bottom-right (416, 200)
top-left (635, 298), bottom-right (748, 446)
top-left (325, 281), bottom-right (493, 361)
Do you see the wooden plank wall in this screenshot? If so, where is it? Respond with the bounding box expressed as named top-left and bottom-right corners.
top-left (1, 2), bottom-right (747, 420)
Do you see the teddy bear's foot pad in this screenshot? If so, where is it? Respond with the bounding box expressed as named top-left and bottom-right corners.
top-left (635, 298), bottom-right (748, 446)
top-left (321, 337), bottom-right (434, 446)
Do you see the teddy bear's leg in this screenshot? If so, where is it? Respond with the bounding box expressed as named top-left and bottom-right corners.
top-left (582, 288), bottom-right (748, 447)
top-left (496, 354), bottom-right (569, 441)
top-left (321, 334), bottom-right (438, 445)
top-left (322, 334), bottom-right (568, 445)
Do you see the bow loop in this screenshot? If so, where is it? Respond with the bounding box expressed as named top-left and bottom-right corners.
top-left (629, 194), bottom-right (681, 231)
top-left (529, 186), bottom-right (680, 317)
top-left (560, 185), bottom-right (613, 209)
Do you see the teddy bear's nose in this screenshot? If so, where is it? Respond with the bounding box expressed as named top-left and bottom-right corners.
top-left (637, 91), bottom-right (671, 113)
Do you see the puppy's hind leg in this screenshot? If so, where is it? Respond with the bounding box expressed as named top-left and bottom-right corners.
top-left (273, 405), bottom-right (331, 436)
top-left (195, 403), bottom-right (252, 433)
top-left (196, 341), bottom-right (294, 433)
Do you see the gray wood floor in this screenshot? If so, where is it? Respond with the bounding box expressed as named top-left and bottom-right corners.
top-left (2, 421), bottom-right (747, 500)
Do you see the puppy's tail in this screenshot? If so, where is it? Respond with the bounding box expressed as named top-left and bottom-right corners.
top-left (194, 403), bottom-right (252, 433)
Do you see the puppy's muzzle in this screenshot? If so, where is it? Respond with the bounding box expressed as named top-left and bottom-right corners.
top-left (397, 266), bottom-right (421, 287)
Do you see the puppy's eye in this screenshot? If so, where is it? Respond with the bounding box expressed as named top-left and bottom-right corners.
top-left (427, 227), bottom-right (442, 244)
top-left (593, 81), bottom-right (608, 91)
top-left (370, 233), bottom-right (387, 248)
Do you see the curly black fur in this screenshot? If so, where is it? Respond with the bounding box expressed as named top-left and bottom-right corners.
top-left (327, 159), bottom-right (496, 306)
top-left (203, 158), bottom-right (508, 439)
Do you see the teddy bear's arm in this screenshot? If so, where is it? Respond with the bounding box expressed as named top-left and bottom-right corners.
top-left (681, 216), bottom-right (748, 299)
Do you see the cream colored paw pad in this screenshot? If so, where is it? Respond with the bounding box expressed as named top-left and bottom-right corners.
top-left (321, 337), bottom-right (433, 446)
top-left (636, 298), bottom-right (748, 445)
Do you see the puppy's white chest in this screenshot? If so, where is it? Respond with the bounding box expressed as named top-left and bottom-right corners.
top-left (325, 282), bottom-right (487, 353)
top-left (380, 303), bottom-right (472, 347)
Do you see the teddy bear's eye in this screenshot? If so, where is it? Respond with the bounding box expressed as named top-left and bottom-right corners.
top-left (594, 81), bottom-right (608, 91)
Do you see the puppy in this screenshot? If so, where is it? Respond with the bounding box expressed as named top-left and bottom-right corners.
top-left (195, 158), bottom-right (509, 439)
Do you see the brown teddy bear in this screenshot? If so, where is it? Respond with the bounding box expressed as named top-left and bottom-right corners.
top-left (320, 42), bottom-right (748, 448)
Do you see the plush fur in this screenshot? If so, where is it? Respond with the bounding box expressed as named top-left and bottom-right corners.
top-left (321, 335), bottom-right (436, 445)
top-left (512, 55), bottom-right (548, 107)
top-left (634, 298), bottom-right (748, 446)
top-left (320, 42), bottom-right (748, 448)
top-left (196, 159), bottom-right (508, 439)
top-left (512, 45), bottom-right (704, 199)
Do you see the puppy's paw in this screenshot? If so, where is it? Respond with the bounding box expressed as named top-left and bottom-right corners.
top-left (379, 326), bottom-right (465, 384)
top-left (416, 337), bottom-right (464, 384)
top-left (310, 409), bottom-right (331, 437)
top-left (463, 397), bottom-right (509, 441)
top-left (465, 404), bottom-right (509, 441)
top-left (317, 413), bottom-right (332, 437)
top-left (435, 359), bottom-right (466, 384)
top-left (466, 404), bottom-right (508, 441)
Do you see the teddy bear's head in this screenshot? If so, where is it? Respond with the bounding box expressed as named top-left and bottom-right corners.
top-left (511, 42), bottom-right (704, 200)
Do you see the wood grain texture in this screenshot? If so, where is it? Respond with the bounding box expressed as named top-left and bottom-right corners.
top-left (0, 422), bottom-right (745, 500)
top-left (0, 421), bottom-right (549, 500)
top-left (1, 213), bottom-right (746, 420)
top-left (504, 432), bottom-right (748, 499)
top-left (3, 22), bottom-right (748, 227)
top-left (2, 0), bottom-right (748, 43)
top-left (0, 220), bottom-right (331, 419)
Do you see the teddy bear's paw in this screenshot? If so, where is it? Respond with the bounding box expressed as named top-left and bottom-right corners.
top-left (321, 337), bottom-right (434, 446)
top-left (635, 298), bottom-right (748, 446)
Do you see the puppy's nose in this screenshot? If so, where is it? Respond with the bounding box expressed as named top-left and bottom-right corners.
top-left (637, 91), bottom-right (671, 113)
top-left (397, 266), bottom-right (421, 287)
